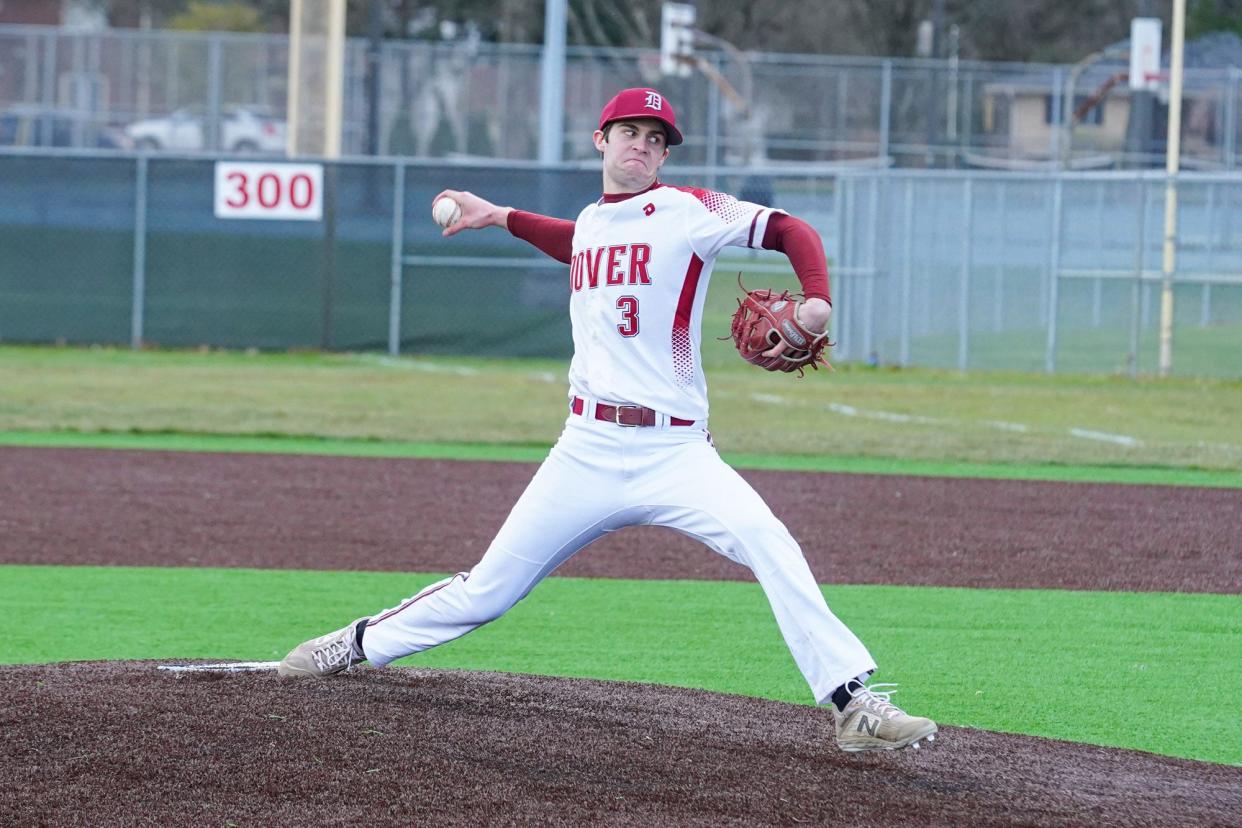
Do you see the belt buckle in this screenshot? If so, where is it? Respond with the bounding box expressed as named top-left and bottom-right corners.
top-left (613, 404), bottom-right (641, 427)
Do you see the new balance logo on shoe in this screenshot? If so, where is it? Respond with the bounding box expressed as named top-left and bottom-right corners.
top-left (834, 682), bottom-right (938, 753)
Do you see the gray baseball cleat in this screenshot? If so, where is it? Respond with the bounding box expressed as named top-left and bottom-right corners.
top-left (834, 682), bottom-right (938, 752)
top-left (277, 618), bottom-right (368, 678)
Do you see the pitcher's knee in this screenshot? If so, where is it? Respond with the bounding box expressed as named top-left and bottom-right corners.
top-left (455, 581), bottom-right (523, 624)
top-left (729, 521), bottom-right (803, 569)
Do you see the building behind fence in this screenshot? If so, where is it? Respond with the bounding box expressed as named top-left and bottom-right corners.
top-left (2, 24), bottom-right (1242, 169)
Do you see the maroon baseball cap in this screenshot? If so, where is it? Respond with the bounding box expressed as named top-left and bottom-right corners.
top-left (597, 87), bottom-right (683, 146)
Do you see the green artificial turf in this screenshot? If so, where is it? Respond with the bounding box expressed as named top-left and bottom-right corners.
top-left (3, 564), bottom-right (1238, 766)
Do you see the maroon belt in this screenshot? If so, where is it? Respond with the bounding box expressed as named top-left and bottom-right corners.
top-left (571, 396), bottom-right (694, 427)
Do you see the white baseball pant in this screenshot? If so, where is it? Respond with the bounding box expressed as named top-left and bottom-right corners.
top-left (362, 401), bottom-right (877, 703)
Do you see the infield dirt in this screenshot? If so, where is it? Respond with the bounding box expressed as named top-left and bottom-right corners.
top-left (2, 446), bottom-right (1240, 825)
top-left (2, 446), bottom-right (1239, 592)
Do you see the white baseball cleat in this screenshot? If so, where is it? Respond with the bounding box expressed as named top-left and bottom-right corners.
top-left (277, 618), bottom-right (368, 678)
top-left (834, 682), bottom-right (938, 753)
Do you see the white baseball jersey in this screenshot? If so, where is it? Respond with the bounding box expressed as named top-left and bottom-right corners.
top-left (360, 181), bottom-right (880, 706)
top-left (566, 184), bottom-right (784, 421)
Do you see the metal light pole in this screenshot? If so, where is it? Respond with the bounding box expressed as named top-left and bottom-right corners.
top-left (366, 0), bottom-right (384, 156)
top-left (538, 0), bottom-right (567, 163)
top-left (1158, 0), bottom-right (1186, 376)
top-left (924, 0), bottom-right (945, 166)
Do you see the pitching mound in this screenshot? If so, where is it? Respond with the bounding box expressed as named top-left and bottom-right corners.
top-left (2, 662), bottom-right (1238, 826)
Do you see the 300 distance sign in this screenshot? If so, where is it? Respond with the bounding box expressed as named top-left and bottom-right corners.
top-left (214, 161), bottom-right (323, 221)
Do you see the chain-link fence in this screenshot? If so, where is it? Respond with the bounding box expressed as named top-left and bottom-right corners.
top-left (827, 171), bottom-right (1242, 377)
top-left (2, 24), bottom-right (1241, 170)
top-left (2, 150), bottom-right (1240, 377)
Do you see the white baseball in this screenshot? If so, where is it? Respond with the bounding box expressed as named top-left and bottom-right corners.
top-left (432, 196), bottom-right (462, 228)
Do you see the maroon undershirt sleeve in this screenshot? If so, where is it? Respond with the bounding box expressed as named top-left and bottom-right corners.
top-left (506, 210), bottom-right (575, 265)
top-left (760, 212), bottom-right (831, 304)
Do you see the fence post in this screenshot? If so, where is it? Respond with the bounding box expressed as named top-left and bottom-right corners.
top-left (962, 71), bottom-right (975, 162)
top-left (39, 30), bottom-right (57, 146)
top-left (994, 180), bottom-right (1006, 332)
top-left (1225, 68), bottom-right (1238, 169)
top-left (836, 71), bottom-right (848, 158)
top-left (206, 35), bottom-right (223, 151)
top-left (879, 59), bottom-right (892, 163)
top-left (387, 161), bottom-right (406, 356)
top-left (70, 31), bottom-right (85, 147)
top-left (1049, 68), bottom-right (1064, 162)
top-left (1129, 177), bottom-right (1146, 377)
top-left (1201, 180), bottom-right (1214, 326)
top-left (1092, 180), bottom-right (1105, 326)
top-left (836, 177), bottom-right (851, 361)
top-left (707, 61), bottom-right (720, 187)
top-left (1045, 176), bottom-right (1064, 373)
top-left (900, 177), bottom-right (914, 366)
top-left (130, 156), bottom-right (148, 350)
top-left (861, 178), bottom-right (878, 363)
top-left (958, 176), bottom-right (973, 371)
top-left (22, 30), bottom-right (38, 103)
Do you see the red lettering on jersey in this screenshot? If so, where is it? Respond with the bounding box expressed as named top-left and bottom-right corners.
top-left (606, 245), bottom-right (627, 286)
top-left (572, 244), bottom-right (653, 292)
top-left (570, 251), bottom-right (583, 291)
top-left (629, 243), bottom-right (652, 285)
top-left (585, 248), bottom-right (605, 289)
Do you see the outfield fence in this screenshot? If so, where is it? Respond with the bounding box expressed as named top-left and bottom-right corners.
top-left (1, 150), bottom-right (1240, 377)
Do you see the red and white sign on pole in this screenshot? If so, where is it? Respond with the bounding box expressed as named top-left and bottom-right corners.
top-left (214, 162), bottom-right (323, 220)
top-left (1130, 17), bottom-right (1163, 91)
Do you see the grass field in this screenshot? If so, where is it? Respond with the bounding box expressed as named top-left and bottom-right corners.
top-left (2, 345), bottom-right (1240, 473)
top-left (3, 565), bottom-right (1239, 766)
top-left (2, 344), bottom-right (1240, 766)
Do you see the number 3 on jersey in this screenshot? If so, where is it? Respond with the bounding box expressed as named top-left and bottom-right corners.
top-left (616, 296), bottom-right (639, 337)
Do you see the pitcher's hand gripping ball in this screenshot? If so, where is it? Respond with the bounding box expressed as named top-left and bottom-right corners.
top-left (730, 276), bottom-right (832, 375)
top-left (431, 196), bottom-right (462, 229)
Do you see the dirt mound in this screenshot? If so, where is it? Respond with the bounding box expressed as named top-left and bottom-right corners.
top-left (2, 662), bottom-right (1237, 826)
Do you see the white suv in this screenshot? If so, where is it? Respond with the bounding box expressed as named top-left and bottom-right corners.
top-left (127, 106), bottom-right (286, 153)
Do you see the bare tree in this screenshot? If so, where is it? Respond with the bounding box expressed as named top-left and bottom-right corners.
top-left (953, 0), bottom-right (1173, 63)
top-left (108, 0), bottom-right (1204, 66)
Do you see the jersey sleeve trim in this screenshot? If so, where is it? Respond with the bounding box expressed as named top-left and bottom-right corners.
top-left (746, 207), bottom-right (785, 249)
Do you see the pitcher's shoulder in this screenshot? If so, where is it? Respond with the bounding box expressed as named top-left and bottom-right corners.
top-left (658, 184), bottom-right (749, 221)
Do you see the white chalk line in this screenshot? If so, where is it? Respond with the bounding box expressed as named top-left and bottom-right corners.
top-left (1195, 440), bottom-right (1242, 455)
top-left (352, 354), bottom-right (559, 382)
top-left (985, 420), bottom-right (1030, 433)
top-left (751, 393), bottom-right (1143, 446)
top-left (824, 401), bottom-right (942, 426)
top-left (1068, 428), bottom-right (1141, 447)
top-left (355, 354), bottom-right (480, 376)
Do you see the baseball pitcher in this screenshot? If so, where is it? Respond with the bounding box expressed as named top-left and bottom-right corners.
top-left (279, 88), bottom-right (937, 753)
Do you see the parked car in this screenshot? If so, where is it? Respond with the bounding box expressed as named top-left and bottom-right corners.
top-left (125, 106), bottom-right (286, 153)
top-left (0, 106), bottom-right (131, 150)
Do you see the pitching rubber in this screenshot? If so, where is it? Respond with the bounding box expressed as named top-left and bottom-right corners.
top-left (157, 661), bottom-right (282, 674)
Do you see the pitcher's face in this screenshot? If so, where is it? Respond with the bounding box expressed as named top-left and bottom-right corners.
top-left (594, 120), bottom-right (669, 193)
